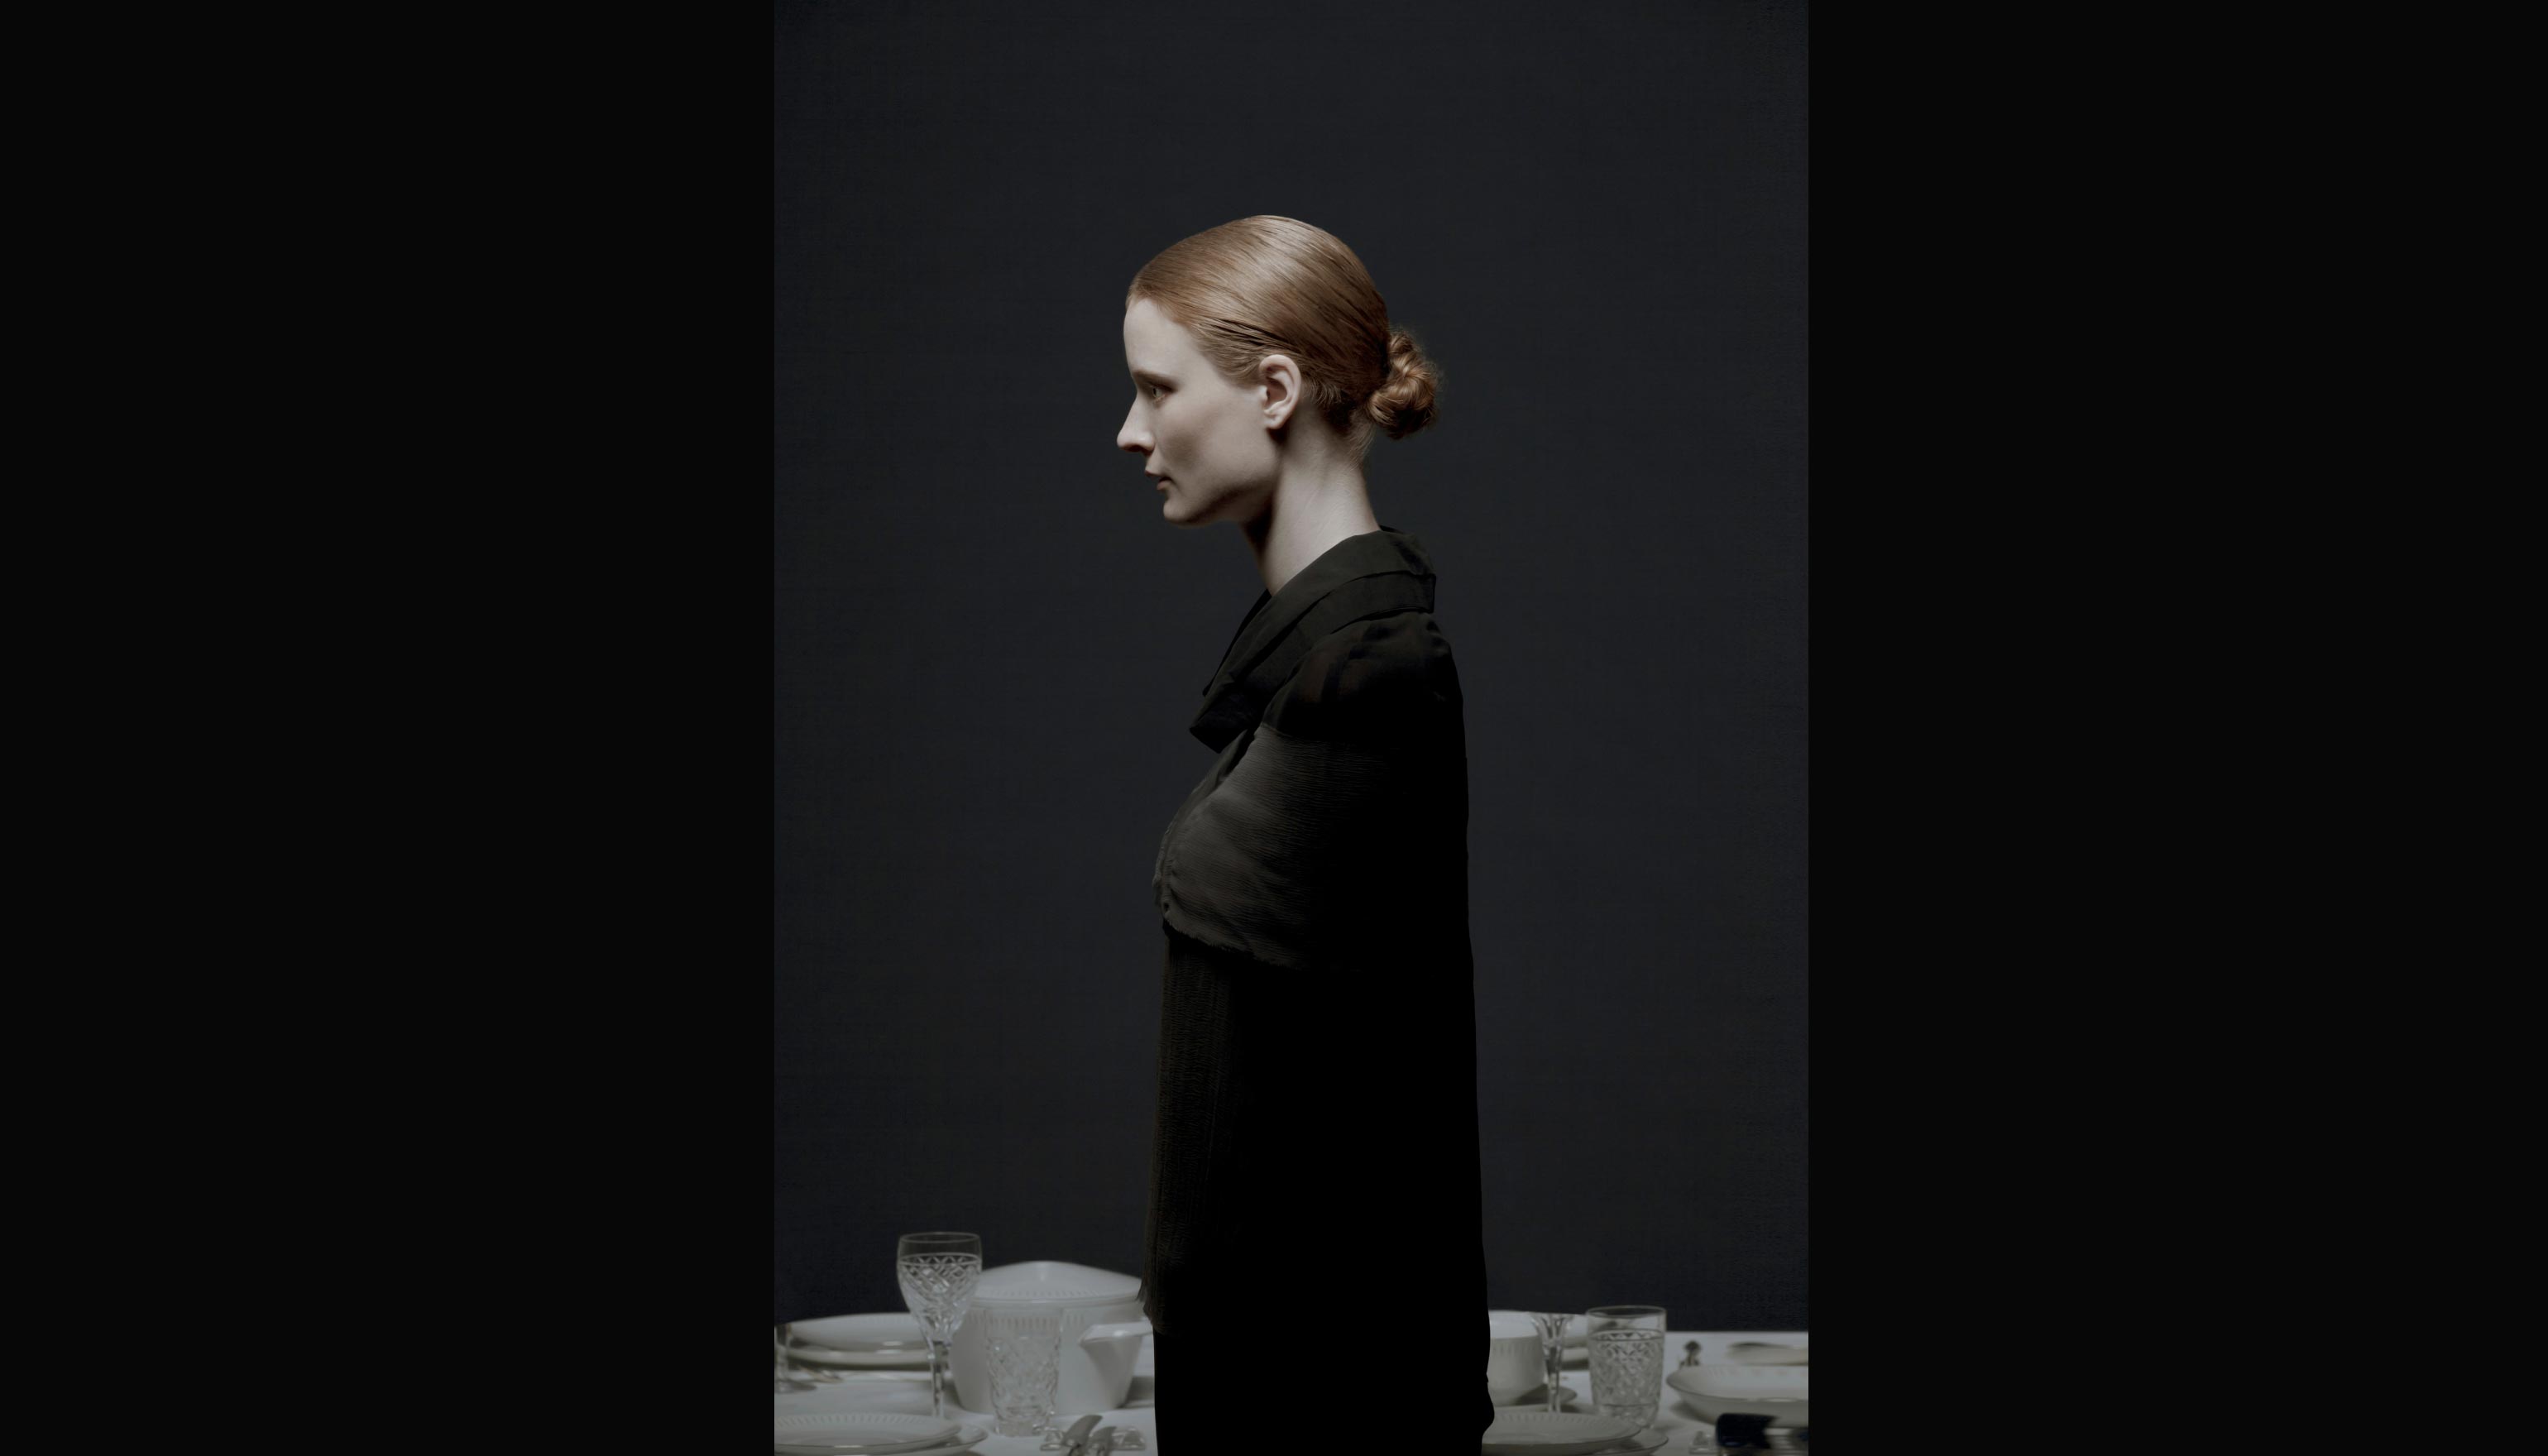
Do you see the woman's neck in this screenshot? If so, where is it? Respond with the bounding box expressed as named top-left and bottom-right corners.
top-left (1243, 461), bottom-right (1381, 597)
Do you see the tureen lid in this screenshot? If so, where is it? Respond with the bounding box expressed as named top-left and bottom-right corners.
top-left (970, 1261), bottom-right (1141, 1307)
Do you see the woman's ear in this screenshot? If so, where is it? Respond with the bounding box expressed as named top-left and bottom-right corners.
top-left (1257, 353), bottom-right (1303, 429)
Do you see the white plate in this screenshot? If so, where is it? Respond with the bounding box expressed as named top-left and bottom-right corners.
top-left (791, 1428), bottom-right (986, 1456)
top-left (789, 1313), bottom-right (933, 1367)
top-left (778, 1427), bottom-right (987, 1456)
top-left (791, 1343), bottom-right (930, 1370)
top-left (1480, 1410), bottom-right (1642, 1454)
top-left (1490, 1383), bottom-right (1590, 1409)
top-left (890, 1435), bottom-right (987, 1456)
top-left (1478, 1433), bottom-right (1664, 1456)
top-left (769, 1411), bottom-right (960, 1454)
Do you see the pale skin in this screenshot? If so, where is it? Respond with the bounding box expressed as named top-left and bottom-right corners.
top-left (1116, 296), bottom-right (1382, 598)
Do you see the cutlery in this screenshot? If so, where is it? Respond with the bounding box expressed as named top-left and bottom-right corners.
top-left (1038, 1414), bottom-right (1099, 1454)
top-left (1709, 1411), bottom-right (1807, 1450)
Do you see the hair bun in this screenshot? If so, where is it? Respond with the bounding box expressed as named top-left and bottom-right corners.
top-left (1366, 328), bottom-right (1439, 440)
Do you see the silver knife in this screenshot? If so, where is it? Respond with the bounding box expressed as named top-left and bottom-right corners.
top-left (1057, 1414), bottom-right (1101, 1454)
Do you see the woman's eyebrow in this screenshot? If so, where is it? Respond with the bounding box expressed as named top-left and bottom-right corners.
top-left (1131, 367), bottom-right (1174, 386)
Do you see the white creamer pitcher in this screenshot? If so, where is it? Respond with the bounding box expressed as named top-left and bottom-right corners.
top-left (950, 1261), bottom-right (1152, 1415)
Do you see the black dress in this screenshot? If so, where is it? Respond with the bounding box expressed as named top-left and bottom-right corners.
top-left (1138, 526), bottom-right (1492, 1449)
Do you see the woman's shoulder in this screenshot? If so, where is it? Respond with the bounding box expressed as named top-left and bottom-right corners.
top-left (1262, 610), bottom-right (1462, 741)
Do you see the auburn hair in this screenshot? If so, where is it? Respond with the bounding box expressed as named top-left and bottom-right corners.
top-left (1126, 216), bottom-right (1439, 457)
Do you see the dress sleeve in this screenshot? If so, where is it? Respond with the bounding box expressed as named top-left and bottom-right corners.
top-left (1153, 611), bottom-right (1465, 974)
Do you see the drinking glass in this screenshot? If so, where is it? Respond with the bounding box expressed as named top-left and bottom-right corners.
top-left (1588, 1329), bottom-right (1664, 1431)
top-left (895, 1231), bottom-right (984, 1420)
top-left (1586, 1307), bottom-right (1665, 1429)
top-left (979, 1306), bottom-right (1064, 1437)
top-left (1586, 1305), bottom-right (1668, 1338)
top-left (1528, 1312), bottom-right (1577, 1412)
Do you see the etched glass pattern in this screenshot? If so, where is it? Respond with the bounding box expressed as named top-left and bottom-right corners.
top-left (1589, 1328), bottom-right (1664, 1431)
top-left (896, 1252), bottom-right (983, 1334)
top-left (895, 1233), bottom-right (983, 1420)
top-left (981, 1308), bottom-right (1064, 1438)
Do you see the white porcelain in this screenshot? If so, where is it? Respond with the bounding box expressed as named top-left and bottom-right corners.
top-left (1484, 1310), bottom-right (1544, 1400)
top-left (791, 1342), bottom-right (928, 1369)
top-left (1672, 1363), bottom-right (1807, 1399)
top-left (1722, 1340), bottom-right (1809, 1365)
top-left (1490, 1382), bottom-right (1588, 1409)
top-left (775, 1423), bottom-right (989, 1456)
top-left (792, 1312), bottom-right (933, 1367)
top-left (1547, 1434), bottom-right (1662, 1456)
top-left (866, 1432), bottom-right (988, 1456)
top-left (946, 1262), bottom-right (1150, 1415)
top-left (769, 1410), bottom-right (959, 1453)
top-left (1667, 1362), bottom-right (1809, 1424)
top-left (1480, 1410), bottom-right (1642, 1454)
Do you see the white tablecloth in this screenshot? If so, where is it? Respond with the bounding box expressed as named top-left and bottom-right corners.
top-left (774, 1327), bottom-right (1806, 1453)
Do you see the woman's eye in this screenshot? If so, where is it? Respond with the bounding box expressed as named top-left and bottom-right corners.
top-left (1144, 383), bottom-right (1163, 400)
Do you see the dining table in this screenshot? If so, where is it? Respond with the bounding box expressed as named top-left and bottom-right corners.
top-left (773, 1325), bottom-right (1808, 1453)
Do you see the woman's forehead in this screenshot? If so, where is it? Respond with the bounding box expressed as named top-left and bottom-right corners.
top-left (1123, 297), bottom-right (1190, 366)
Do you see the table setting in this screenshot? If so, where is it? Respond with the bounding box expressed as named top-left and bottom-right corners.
top-left (775, 1230), bottom-right (1807, 1452)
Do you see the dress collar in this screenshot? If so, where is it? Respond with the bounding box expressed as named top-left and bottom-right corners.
top-left (1189, 525), bottom-right (1439, 751)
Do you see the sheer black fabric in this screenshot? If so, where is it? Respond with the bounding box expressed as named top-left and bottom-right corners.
top-left (1138, 527), bottom-right (1492, 1443)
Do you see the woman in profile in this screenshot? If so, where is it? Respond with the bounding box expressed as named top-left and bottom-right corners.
top-left (1119, 216), bottom-right (1492, 1446)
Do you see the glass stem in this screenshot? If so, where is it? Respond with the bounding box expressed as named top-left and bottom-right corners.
top-left (1545, 1320), bottom-right (1566, 1411)
top-left (928, 1334), bottom-right (952, 1417)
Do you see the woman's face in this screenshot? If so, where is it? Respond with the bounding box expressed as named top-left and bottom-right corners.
top-left (1118, 297), bottom-right (1284, 527)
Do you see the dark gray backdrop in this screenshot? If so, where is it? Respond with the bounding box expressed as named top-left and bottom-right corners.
top-left (775, 0), bottom-right (1805, 1329)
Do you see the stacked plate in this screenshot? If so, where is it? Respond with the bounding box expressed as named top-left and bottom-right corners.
top-left (1488, 1384), bottom-right (1592, 1410)
top-left (1479, 1410), bottom-right (1668, 1455)
top-left (787, 1313), bottom-right (932, 1369)
top-left (772, 1412), bottom-right (987, 1454)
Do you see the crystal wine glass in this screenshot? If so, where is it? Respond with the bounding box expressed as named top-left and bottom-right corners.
top-left (895, 1231), bottom-right (984, 1420)
top-left (1529, 1312), bottom-right (1576, 1412)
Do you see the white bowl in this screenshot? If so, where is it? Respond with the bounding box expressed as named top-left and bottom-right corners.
top-left (1667, 1362), bottom-right (1808, 1424)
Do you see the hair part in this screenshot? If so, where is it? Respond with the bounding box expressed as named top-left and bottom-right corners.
top-left (1126, 216), bottom-right (1439, 459)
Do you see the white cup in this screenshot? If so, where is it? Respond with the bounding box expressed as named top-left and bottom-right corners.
top-left (1485, 1310), bottom-right (1545, 1402)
